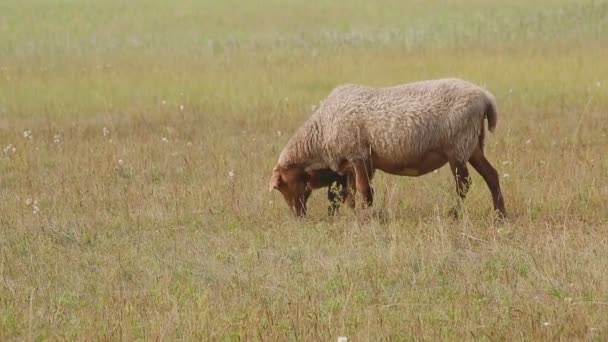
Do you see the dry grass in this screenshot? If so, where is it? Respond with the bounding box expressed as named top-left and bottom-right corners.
top-left (1, 0), bottom-right (608, 340)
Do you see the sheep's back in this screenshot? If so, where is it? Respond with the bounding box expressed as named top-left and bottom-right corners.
top-left (316, 79), bottom-right (489, 163)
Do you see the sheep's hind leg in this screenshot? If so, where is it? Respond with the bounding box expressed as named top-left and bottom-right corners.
top-left (448, 160), bottom-right (472, 218)
top-left (468, 146), bottom-right (507, 219)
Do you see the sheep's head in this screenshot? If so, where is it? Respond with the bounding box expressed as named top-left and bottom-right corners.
top-left (269, 164), bottom-right (311, 217)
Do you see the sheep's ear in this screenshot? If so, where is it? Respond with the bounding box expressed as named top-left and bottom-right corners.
top-left (268, 169), bottom-right (282, 192)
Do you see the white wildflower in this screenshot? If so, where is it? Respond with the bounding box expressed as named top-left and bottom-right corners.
top-left (3, 144), bottom-right (16, 155)
top-left (161, 137), bottom-right (169, 143)
top-left (186, 142), bottom-right (192, 147)
top-left (32, 201), bottom-right (40, 215)
top-left (525, 139), bottom-right (532, 144)
top-left (277, 130), bottom-right (283, 137)
top-left (228, 170), bottom-right (235, 179)
top-left (26, 198), bottom-right (40, 214)
top-left (53, 134), bottom-right (61, 143)
top-left (102, 126), bottom-right (110, 137)
top-left (23, 129), bottom-right (32, 139)
top-left (542, 322), bottom-right (550, 326)
top-left (503, 173), bottom-right (510, 178)
top-left (338, 337), bottom-right (348, 342)
top-left (179, 104), bottom-right (184, 111)
top-left (502, 161), bottom-right (511, 165)
top-left (117, 159), bottom-right (125, 166)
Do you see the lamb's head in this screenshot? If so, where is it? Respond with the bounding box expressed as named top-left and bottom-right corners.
top-left (269, 164), bottom-right (311, 217)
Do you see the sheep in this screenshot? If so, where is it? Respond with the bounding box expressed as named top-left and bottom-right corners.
top-left (269, 78), bottom-right (507, 219)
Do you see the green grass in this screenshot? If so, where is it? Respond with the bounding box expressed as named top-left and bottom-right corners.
top-left (1, 0), bottom-right (608, 340)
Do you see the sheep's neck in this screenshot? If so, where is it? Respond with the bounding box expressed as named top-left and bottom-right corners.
top-left (283, 120), bottom-right (323, 167)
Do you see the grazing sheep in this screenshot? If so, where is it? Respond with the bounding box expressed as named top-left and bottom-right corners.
top-left (269, 78), bottom-right (506, 218)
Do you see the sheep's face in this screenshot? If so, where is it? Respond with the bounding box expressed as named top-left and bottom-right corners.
top-left (269, 165), bottom-right (312, 217)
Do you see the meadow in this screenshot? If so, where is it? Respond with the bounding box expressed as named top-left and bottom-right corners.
top-left (1, 0), bottom-right (608, 340)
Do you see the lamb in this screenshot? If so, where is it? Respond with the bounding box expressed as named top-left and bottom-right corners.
top-left (269, 78), bottom-right (507, 219)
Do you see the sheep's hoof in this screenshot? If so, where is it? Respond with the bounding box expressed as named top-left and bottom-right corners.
top-left (357, 214), bottom-right (369, 224)
top-left (495, 210), bottom-right (508, 223)
top-left (448, 206), bottom-right (461, 219)
top-left (345, 197), bottom-right (356, 210)
top-left (356, 208), bottom-right (372, 224)
top-left (371, 207), bottom-right (390, 224)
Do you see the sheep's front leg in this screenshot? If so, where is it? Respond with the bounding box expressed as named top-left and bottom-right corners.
top-left (352, 160), bottom-right (374, 209)
top-left (448, 160), bottom-right (472, 218)
top-left (345, 173), bottom-right (356, 209)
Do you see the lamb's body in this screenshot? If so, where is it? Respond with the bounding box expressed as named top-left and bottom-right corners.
top-left (279, 78), bottom-right (496, 175)
top-left (270, 78), bottom-right (506, 218)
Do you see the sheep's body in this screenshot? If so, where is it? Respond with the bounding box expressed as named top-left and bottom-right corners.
top-left (278, 78), bottom-right (496, 174)
top-left (270, 78), bottom-right (506, 218)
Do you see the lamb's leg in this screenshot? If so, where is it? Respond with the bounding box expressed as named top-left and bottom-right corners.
top-left (448, 160), bottom-right (472, 218)
top-left (468, 146), bottom-right (507, 219)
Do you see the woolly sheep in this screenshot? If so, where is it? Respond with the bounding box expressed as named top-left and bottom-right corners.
top-left (269, 78), bottom-right (507, 219)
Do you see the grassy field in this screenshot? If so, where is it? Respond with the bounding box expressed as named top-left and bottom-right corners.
top-left (1, 0), bottom-right (608, 340)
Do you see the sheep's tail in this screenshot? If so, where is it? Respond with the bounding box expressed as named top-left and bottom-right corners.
top-left (484, 91), bottom-right (498, 133)
top-left (478, 90), bottom-right (497, 150)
